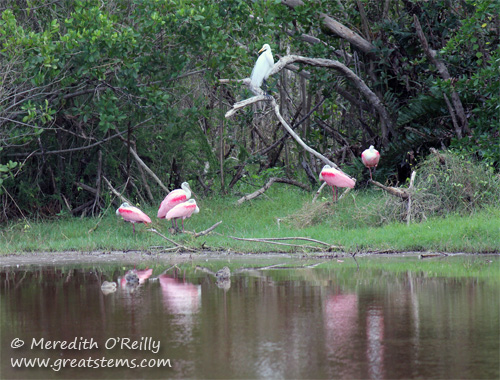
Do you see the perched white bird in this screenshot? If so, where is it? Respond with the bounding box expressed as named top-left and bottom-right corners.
top-left (250, 44), bottom-right (274, 89)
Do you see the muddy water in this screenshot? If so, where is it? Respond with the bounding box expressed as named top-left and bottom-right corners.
top-left (1, 255), bottom-right (498, 379)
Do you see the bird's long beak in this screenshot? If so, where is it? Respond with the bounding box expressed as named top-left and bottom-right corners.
top-left (258, 47), bottom-right (266, 53)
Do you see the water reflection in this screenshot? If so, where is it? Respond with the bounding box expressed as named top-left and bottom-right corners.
top-left (0, 258), bottom-right (498, 379)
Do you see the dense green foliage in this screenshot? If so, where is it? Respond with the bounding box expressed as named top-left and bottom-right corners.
top-left (1, 0), bottom-right (498, 221)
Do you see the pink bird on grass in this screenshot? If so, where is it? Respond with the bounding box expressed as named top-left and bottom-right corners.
top-left (166, 199), bottom-right (200, 232)
top-left (319, 165), bottom-right (355, 202)
top-left (361, 145), bottom-right (380, 180)
top-left (116, 202), bottom-right (152, 234)
top-left (158, 182), bottom-right (192, 227)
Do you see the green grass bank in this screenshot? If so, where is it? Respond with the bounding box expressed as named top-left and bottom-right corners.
top-left (1, 187), bottom-right (499, 255)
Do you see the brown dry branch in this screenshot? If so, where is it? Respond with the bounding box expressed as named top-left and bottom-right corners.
top-left (228, 236), bottom-right (342, 251)
top-left (226, 94), bottom-right (342, 172)
top-left (369, 179), bottom-right (410, 200)
top-left (268, 55), bottom-right (393, 139)
top-left (147, 228), bottom-right (196, 252)
top-left (429, 147), bottom-right (446, 165)
top-left (413, 15), bottom-right (469, 138)
top-left (237, 177), bottom-right (310, 205)
top-left (125, 143), bottom-right (169, 193)
top-left (312, 182), bottom-right (328, 203)
top-left (102, 176), bottom-right (132, 205)
top-left (192, 221), bottom-right (223, 237)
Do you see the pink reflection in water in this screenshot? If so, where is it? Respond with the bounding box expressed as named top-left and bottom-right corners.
top-left (158, 274), bottom-right (201, 315)
top-left (366, 307), bottom-right (385, 379)
top-left (323, 293), bottom-right (386, 379)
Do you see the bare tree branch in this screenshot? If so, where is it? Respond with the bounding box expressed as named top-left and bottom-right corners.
top-left (413, 15), bottom-right (469, 138)
top-left (236, 176), bottom-right (310, 205)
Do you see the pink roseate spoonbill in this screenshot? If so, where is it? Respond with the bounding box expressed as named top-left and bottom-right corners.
top-left (157, 182), bottom-right (192, 228)
top-left (361, 145), bottom-right (380, 180)
top-left (116, 202), bottom-right (152, 234)
top-left (165, 199), bottom-right (200, 232)
top-left (319, 165), bottom-right (355, 202)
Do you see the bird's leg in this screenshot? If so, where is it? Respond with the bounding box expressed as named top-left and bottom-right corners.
top-left (369, 167), bottom-right (373, 180)
top-left (263, 79), bottom-right (272, 100)
top-left (132, 223), bottom-right (136, 234)
top-left (181, 219), bottom-right (185, 233)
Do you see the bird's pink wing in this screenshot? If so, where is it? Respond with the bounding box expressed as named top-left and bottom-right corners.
top-left (157, 190), bottom-right (187, 218)
top-left (166, 202), bottom-right (197, 220)
top-left (321, 170), bottom-right (355, 188)
top-left (121, 206), bottom-right (151, 224)
top-left (362, 151), bottom-right (380, 167)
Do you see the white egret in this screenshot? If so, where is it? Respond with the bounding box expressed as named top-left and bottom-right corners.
top-left (250, 43), bottom-right (274, 90)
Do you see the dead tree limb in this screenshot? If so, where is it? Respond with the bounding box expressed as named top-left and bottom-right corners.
top-left (124, 143), bottom-right (169, 193)
top-left (147, 228), bottom-right (196, 252)
top-left (312, 182), bottom-right (328, 203)
top-left (229, 236), bottom-right (342, 250)
top-left (244, 236), bottom-right (336, 247)
top-left (413, 15), bottom-right (469, 138)
top-left (369, 179), bottom-right (410, 200)
top-left (226, 95), bottom-right (343, 172)
top-left (268, 55), bottom-right (394, 141)
top-left (282, 0), bottom-right (376, 56)
top-left (193, 221), bottom-right (223, 238)
top-left (236, 177), bottom-right (310, 205)
top-left (429, 148), bottom-right (446, 165)
top-left (102, 176), bottom-right (132, 204)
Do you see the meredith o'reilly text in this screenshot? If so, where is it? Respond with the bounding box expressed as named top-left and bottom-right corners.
top-left (30, 337), bottom-right (161, 354)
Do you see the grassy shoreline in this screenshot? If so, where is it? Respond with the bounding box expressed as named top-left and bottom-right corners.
top-left (1, 187), bottom-right (499, 255)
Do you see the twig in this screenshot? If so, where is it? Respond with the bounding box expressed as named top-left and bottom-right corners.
top-left (228, 236), bottom-right (342, 250)
top-left (102, 176), bottom-right (132, 204)
top-left (193, 221), bottom-right (222, 237)
top-left (124, 143), bottom-right (169, 193)
top-left (351, 252), bottom-right (360, 271)
top-left (369, 179), bottom-right (410, 200)
top-left (147, 228), bottom-right (196, 251)
top-left (244, 236), bottom-right (335, 247)
top-left (312, 182), bottom-right (328, 203)
top-left (236, 177), bottom-right (310, 204)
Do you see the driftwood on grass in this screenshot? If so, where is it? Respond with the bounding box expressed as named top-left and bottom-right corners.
top-left (228, 236), bottom-right (342, 251)
top-left (236, 177), bottom-right (310, 205)
top-left (147, 228), bottom-right (196, 252)
top-left (193, 221), bottom-right (222, 238)
top-left (369, 171), bottom-right (417, 225)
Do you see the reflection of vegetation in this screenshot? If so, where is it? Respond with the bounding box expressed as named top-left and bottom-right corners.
top-left (2, 256), bottom-right (496, 292)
